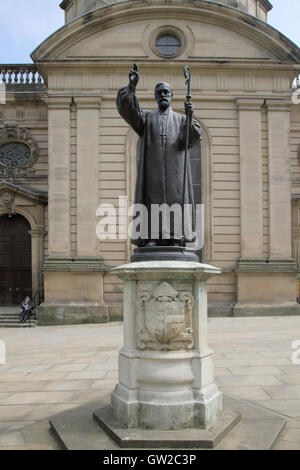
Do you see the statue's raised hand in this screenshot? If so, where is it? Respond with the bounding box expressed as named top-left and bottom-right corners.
top-left (129, 63), bottom-right (139, 89)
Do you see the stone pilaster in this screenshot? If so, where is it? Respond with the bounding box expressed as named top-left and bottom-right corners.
top-left (76, 96), bottom-right (102, 260)
top-left (236, 98), bottom-right (264, 261)
top-left (47, 96), bottom-right (71, 259)
top-left (266, 99), bottom-right (293, 260)
top-left (30, 228), bottom-right (45, 304)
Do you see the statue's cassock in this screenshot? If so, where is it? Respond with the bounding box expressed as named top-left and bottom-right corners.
top-left (117, 84), bottom-right (202, 246)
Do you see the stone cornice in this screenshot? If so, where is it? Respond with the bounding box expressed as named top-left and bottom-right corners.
top-left (43, 256), bottom-right (108, 272)
top-left (236, 98), bottom-right (265, 110)
top-left (236, 258), bottom-right (298, 273)
top-left (59, 0), bottom-right (274, 15)
top-left (265, 98), bottom-right (291, 112)
top-left (48, 95), bottom-right (73, 110)
top-left (37, 61), bottom-right (300, 71)
top-left (112, 261), bottom-right (222, 281)
top-left (59, 0), bottom-right (70, 9)
top-left (259, 0), bottom-right (273, 12)
top-left (75, 95), bottom-right (102, 109)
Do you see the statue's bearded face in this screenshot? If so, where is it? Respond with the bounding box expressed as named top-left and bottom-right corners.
top-left (155, 84), bottom-right (173, 111)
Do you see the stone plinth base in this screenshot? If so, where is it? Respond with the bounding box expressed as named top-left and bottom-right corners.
top-left (233, 302), bottom-right (300, 317)
top-left (93, 404), bottom-right (241, 448)
top-left (38, 256), bottom-right (112, 325)
top-left (37, 303), bottom-right (111, 326)
top-left (110, 261), bottom-right (222, 430)
top-left (234, 259), bottom-right (300, 317)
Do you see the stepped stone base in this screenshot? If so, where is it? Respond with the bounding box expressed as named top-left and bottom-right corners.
top-left (93, 404), bottom-right (241, 449)
top-left (49, 394), bottom-right (286, 450)
top-left (0, 307), bottom-right (37, 328)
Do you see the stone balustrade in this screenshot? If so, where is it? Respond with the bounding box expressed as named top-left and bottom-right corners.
top-left (0, 65), bottom-right (45, 87)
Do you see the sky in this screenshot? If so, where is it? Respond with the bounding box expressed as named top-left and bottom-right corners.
top-left (0, 0), bottom-right (299, 63)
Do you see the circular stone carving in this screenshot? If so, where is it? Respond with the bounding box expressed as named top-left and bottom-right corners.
top-left (0, 124), bottom-right (39, 177)
top-left (0, 142), bottom-right (31, 167)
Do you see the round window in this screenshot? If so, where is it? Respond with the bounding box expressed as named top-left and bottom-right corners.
top-left (155, 33), bottom-right (182, 57)
top-left (0, 142), bottom-right (31, 167)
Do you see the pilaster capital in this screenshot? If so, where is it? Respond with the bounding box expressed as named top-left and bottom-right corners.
top-left (236, 98), bottom-right (264, 111)
top-left (48, 95), bottom-right (72, 110)
top-left (29, 229), bottom-right (45, 239)
top-left (74, 96), bottom-right (102, 110)
top-left (265, 99), bottom-right (291, 112)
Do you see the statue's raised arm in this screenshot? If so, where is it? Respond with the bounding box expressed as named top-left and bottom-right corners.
top-left (116, 63), bottom-right (146, 136)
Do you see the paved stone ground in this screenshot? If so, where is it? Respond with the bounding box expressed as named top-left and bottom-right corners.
top-left (0, 316), bottom-right (300, 450)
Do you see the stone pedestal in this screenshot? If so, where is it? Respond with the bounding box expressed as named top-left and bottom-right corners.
top-left (110, 261), bottom-right (222, 430)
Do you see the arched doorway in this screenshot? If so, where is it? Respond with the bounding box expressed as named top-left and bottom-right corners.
top-left (0, 214), bottom-right (32, 306)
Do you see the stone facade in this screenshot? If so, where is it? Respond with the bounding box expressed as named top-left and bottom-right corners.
top-left (1, 0), bottom-right (300, 322)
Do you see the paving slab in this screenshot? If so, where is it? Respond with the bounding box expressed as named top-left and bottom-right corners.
top-left (263, 385), bottom-right (300, 400)
top-left (42, 380), bottom-right (94, 392)
top-left (255, 399), bottom-right (300, 417)
top-left (221, 386), bottom-right (270, 401)
top-left (280, 375), bottom-right (300, 385)
top-left (216, 375), bottom-right (283, 386)
top-left (22, 427), bottom-right (60, 450)
top-left (0, 431), bottom-right (27, 447)
top-left (228, 366), bottom-right (283, 376)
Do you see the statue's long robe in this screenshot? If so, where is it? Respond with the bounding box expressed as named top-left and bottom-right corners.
top-left (117, 85), bottom-right (202, 245)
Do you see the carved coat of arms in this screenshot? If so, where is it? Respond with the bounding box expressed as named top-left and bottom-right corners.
top-left (137, 282), bottom-right (194, 351)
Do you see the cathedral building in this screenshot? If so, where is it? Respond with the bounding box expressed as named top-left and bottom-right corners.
top-left (1, 0), bottom-right (300, 324)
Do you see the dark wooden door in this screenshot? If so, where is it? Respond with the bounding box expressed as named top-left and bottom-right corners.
top-left (0, 214), bottom-right (32, 306)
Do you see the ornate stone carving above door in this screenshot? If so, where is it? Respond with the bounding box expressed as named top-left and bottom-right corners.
top-left (1, 191), bottom-right (15, 215)
top-left (0, 124), bottom-right (39, 177)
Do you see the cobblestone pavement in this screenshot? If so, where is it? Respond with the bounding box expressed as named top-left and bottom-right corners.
top-left (0, 316), bottom-right (300, 450)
